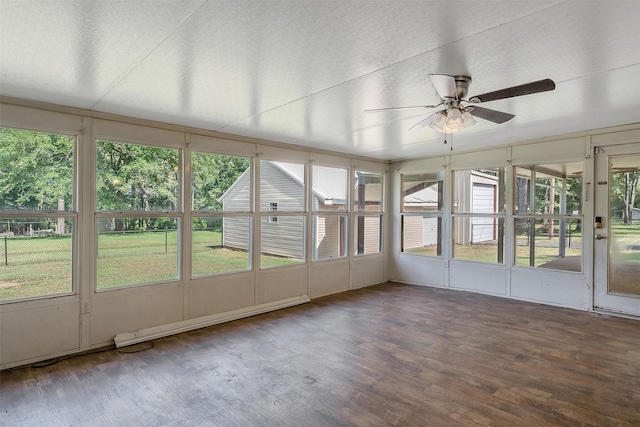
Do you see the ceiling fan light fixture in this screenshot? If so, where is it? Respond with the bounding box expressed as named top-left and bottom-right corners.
top-left (446, 107), bottom-right (464, 129)
top-left (428, 111), bottom-right (447, 132)
top-left (429, 112), bottom-right (460, 134)
top-left (461, 110), bottom-right (476, 129)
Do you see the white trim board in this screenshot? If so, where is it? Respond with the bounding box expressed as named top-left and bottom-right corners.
top-left (114, 295), bottom-right (310, 348)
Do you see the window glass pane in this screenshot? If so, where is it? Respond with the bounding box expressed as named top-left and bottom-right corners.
top-left (535, 176), bottom-right (560, 214)
top-left (260, 215), bottom-right (305, 267)
top-left (192, 217), bottom-right (251, 277)
top-left (356, 215), bottom-right (382, 255)
top-left (96, 141), bottom-right (180, 211)
top-left (453, 216), bottom-right (505, 263)
top-left (454, 168), bottom-right (505, 214)
top-left (514, 167), bottom-right (533, 214)
top-left (1, 128), bottom-right (73, 211)
top-left (312, 215), bottom-right (347, 260)
top-left (0, 218), bottom-right (73, 301)
top-left (260, 161), bottom-right (305, 212)
top-left (193, 152), bottom-right (251, 212)
top-left (402, 172), bottom-right (444, 213)
top-left (354, 171), bottom-right (382, 212)
top-left (312, 165), bottom-right (347, 212)
top-left (97, 217), bottom-right (178, 289)
top-left (402, 215), bottom-right (442, 257)
top-left (610, 162), bottom-right (640, 295)
top-left (515, 218), bottom-right (582, 272)
top-left (515, 163), bottom-right (583, 215)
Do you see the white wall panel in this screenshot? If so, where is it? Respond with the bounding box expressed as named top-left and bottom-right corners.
top-left (450, 147), bottom-right (510, 170)
top-left (450, 261), bottom-right (508, 295)
top-left (309, 260), bottom-right (350, 298)
top-left (257, 265), bottom-right (308, 304)
top-left (310, 152), bottom-right (352, 169)
top-left (0, 301), bottom-right (79, 369)
top-left (189, 134), bottom-right (256, 157)
top-left (511, 268), bottom-right (587, 310)
top-left (90, 285), bottom-right (184, 346)
top-left (591, 128), bottom-right (640, 146)
top-left (188, 273), bottom-right (255, 319)
top-left (0, 104), bottom-right (81, 134)
top-left (512, 137), bottom-right (586, 165)
top-left (395, 254), bottom-right (446, 288)
top-left (397, 156), bottom-right (447, 174)
top-left (351, 254), bottom-right (385, 288)
top-left (93, 119), bottom-right (184, 148)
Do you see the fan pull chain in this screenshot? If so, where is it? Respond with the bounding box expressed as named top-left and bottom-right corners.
top-left (444, 129), bottom-right (453, 151)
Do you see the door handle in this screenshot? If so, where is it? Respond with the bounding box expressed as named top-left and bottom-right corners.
top-left (595, 234), bottom-right (607, 240)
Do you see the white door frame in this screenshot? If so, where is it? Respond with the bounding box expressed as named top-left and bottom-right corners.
top-left (593, 143), bottom-right (640, 316)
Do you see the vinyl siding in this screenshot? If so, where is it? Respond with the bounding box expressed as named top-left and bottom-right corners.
top-left (314, 214), bottom-right (344, 259)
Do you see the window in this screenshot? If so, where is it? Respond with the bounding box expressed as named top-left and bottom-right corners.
top-left (269, 202), bottom-right (278, 223)
top-left (355, 171), bottom-right (383, 255)
top-left (312, 165), bottom-right (348, 260)
top-left (452, 168), bottom-right (506, 263)
top-left (193, 152), bottom-right (252, 277)
top-left (260, 160), bottom-right (306, 267)
top-left (96, 140), bottom-right (180, 289)
top-left (514, 163), bottom-right (583, 272)
top-left (0, 127), bottom-right (75, 302)
top-left (401, 172), bottom-right (444, 257)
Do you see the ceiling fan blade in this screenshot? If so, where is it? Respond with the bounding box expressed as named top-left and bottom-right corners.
top-left (408, 112), bottom-right (438, 131)
top-left (469, 79), bottom-right (555, 103)
top-left (428, 74), bottom-right (458, 100)
top-left (469, 106), bottom-right (515, 124)
top-left (365, 103), bottom-right (441, 113)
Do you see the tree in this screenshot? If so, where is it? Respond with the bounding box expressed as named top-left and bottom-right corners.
top-left (191, 152), bottom-right (250, 211)
top-left (611, 171), bottom-right (640, 224)
top-left (1, 128), bottom-right (73, 234)
top-left (96, 141), bottom-right (181, 230)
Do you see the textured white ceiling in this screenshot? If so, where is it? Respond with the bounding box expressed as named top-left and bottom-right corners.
top-left (1, 1), bottom-right (639, 160)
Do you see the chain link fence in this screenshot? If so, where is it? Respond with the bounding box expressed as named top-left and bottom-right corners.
top-left (1, 220), bottom-right (73, 267)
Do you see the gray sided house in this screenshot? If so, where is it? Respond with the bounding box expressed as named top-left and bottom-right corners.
top-left (220, 161), bottom-right (348, 259)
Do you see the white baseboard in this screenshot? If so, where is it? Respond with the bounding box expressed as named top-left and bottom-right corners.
top-left (114, 295), bottom-right (310, 348)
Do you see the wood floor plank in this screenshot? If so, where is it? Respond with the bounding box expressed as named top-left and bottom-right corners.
top-left (2, 282), bottom-right (639, 426)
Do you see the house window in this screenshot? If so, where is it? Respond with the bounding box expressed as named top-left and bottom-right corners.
top-left (401, 171), bottom-right (444, 257)
top-left (260, 160), bottom-right (306, 268)
top-left (514, 163), bottom-right (583, 272)
top-left (312, 165), bottom-right (348, 260)
top-left (355, 171), bottom-right (383, 255)
top-left (193, 151), bottom-right (252, 277)
top-left (0, 127), bottom-right (76, 302)
top-left (452, 168), bottom-right (506, 263)
top-left (96, 140), bottom-right (180, 289)
top-left (269, 202), bottom-right (278, 223)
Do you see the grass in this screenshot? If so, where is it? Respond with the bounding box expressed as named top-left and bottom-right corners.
top-left (0, 231), bottom-right (298, 302)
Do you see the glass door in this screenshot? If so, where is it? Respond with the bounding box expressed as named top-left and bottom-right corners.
top-left (593, 143), bottom-right (640, 316)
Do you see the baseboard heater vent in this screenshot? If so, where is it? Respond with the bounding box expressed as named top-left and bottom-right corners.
top-left (114, 295), bottom-right (310, 348)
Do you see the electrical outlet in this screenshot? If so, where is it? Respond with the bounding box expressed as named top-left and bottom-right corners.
top-left (81, 301), bottom-right (91, 313)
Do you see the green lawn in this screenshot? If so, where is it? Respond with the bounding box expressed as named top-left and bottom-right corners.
top-left (610, 221), bottom-right (640, 263)
top-left (0, 231), bottom-right (298, 302)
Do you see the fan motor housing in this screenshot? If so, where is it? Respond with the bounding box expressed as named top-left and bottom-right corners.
top-left (454, 76), bottom-right (472, 99)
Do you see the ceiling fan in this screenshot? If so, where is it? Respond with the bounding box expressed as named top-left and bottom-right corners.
top-left (366, 74), bottom-right (556, 133)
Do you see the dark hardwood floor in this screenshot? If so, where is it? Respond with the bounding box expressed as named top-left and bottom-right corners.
top-left (2, 282), bottom-right (639, 426)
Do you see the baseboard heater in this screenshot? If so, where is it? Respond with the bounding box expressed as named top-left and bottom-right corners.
top-left (114, 295), bottom-right (311, 348)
